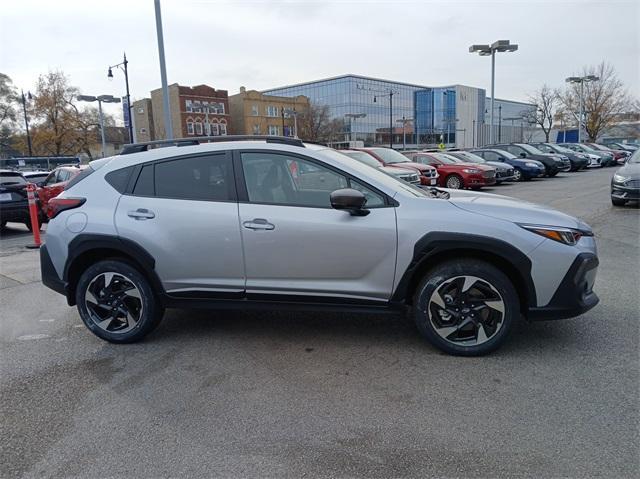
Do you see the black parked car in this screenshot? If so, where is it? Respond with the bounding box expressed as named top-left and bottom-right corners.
top-left (611, 149), bottom-right (640, 206)
top-left (0, 170), bottom-right (42, 231)
top-left (470, 148), bottom-right (546, 181)
top-left (532, 143), bottom-right (589, 171)
top-left (493, 143), bottom-right (571, 177)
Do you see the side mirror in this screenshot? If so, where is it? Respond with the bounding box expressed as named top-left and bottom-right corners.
top-left (330, 188), bottom-right (370, 216)
top-left (519, 152), bottom-right (526, 158)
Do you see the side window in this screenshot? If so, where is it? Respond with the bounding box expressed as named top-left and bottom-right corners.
top-left (133, 164), bottom-right (154, 196)
top-left (484, 151), bottom-right (498, 161)
top-left (153, 154), bottom-right (234, 201)
top-left (58, 170), bottom-right (71, 182)
top-left (44, 171), bottom-right (57, 186)
top-left (350, 180), bottom-right (385, 208)
top-left (241, 152), bottom-right (349, 208)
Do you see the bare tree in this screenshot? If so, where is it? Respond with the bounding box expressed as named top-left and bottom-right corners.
top-left (561, 62), bottom-right (634, 142)
top-left (0, 73), bottom-right (19, 156)
top-left (525, 84), bottom-right (560, 142)
top-left (298, 103), bottom-right (345, 143)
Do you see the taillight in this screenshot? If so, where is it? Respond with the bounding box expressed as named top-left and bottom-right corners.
top-left (47, 197), bottom-right (86, 219)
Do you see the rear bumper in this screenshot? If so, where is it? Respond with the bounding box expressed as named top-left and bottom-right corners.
top-left (527, 253), bottom-right (599, 321)
top-left (40, 244), bottom-right (69, 299)
top-left (0, 201), bottom-right (30, 223)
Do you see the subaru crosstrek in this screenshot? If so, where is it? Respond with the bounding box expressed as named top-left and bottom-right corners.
top-left (40, 137), bottom-right (600, 356)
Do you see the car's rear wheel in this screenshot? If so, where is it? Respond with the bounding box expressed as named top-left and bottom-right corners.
top-left (513, 168), bottom-right (523, 181)
top-left (76, 260), bottom-right (164, 343)
top-left (547, 171), bottom-right (558, 177)
top-left (445, 174), bottom-right (463, 189)
top-left (25, 215), bottom-right (43, 232)
top-left (611, 197), bottom-right (627, 206)
top-left (413, 259), bottom-right (518, 356)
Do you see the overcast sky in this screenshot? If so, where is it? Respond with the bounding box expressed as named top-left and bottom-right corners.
top-left (1, 0), bottom-right (638, 118)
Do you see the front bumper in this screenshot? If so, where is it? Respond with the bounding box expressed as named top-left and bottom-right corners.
top-left (611, 183), bottom-right (640, 200)
top-left (528, 253), bottom-right (599, 321)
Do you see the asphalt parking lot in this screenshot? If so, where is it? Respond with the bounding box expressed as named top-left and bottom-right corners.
top-left (1, 166), bottom-right (638, 478)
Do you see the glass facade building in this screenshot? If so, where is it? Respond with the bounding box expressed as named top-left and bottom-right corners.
top-left (264, 74), bottom-right (534, 148)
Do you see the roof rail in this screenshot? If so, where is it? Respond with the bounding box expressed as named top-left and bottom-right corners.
top-left (119, 135), bottom-right (305, 155)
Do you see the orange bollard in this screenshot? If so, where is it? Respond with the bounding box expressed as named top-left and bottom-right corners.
top-left (25, 183), bottom-right (42, 249)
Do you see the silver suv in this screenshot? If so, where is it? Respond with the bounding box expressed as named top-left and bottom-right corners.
top-left (40, 137), bottom-right (599, 355)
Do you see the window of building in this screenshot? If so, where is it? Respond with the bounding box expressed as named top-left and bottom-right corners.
top-left (140, 128), bottom-right (147, 134)
top-left (195, 121), bottom-right (203, 135)
top-left (209, 102), bottom-right (225, 114)
top-left (186, 121), bottom-right (194, 135)
top-left (193, 100), bottom-right (202, 113)
top-left (219, 122), bottom-right (227, 135)
top-left (251, 105), bottom-right (259, 116)
top-left (185, 100), bottom-right (193, 113)
top-left (268, 125), bottom-right (279, 136)
top-left (202, 101), bottom-right (209, 113)
top-left (155, 155), bottom-right (234, 201)
top-left (252, 124), bottom-right (260, 134)
top-left (266, 105), bottom-right (279, 117)
top-left (210, 123), bottom-right (220, 136)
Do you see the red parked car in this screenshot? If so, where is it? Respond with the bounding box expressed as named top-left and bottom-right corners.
top-left (403, 151), bottom-right (496, 189)
top-left (37, 165), bottom-right (87, 218)
top-left (353, 147), bottom-right (439, 186)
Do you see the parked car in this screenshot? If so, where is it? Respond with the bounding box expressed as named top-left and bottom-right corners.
top-left (445, 150), bottom-right (516, 183)
top-left (611, 149), bottom-right (640, 206)
top-left (40, 136), bottom-right (599, 356)
top-left (339, 150), bottom-right (421, 185)
top-left (0, 170), bottom-right (42, 231)
top-left (403, 151), bottom-right (496, 189)
top-left (36, 165), bottom-right (88, 218)
top-left (470, 148), bottom-right (546, 181)
top-left (22, 171), bottom-right (51, 184)
top-left (352, 147), bottom-right (438, 186)
top-left (493, 143), bottom-right (570, 176)
top-left (606, 142), bottom-right (637, 153)
top-left (559, 143), bottom-right (616, 167)
top-left (532, 143), bottom-right (590, 171)
top-left (587, 143), bottom-right (629, 164)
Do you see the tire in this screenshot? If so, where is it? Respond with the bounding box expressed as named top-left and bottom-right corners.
top-left (547, 171), bottom-right (558, 177)
top-left (412, 259), bottom-right (519, 356)
top-left (611, 197), bottom-right (626, 207)
top-left (25, 216), bottom-right (43, 232)
top-left (75, 259), bottom-right (164, 343)
top-left (513, 168), bottom-right (523, 182)
top-left (445, 174), bottom-right (463, 189)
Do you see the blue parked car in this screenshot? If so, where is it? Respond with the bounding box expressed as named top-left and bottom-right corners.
top-left (471, 148), bottom-right (546, 181)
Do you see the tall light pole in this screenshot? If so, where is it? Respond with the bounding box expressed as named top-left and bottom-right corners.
top-left (565, 75), bottom-right (599, 143)
top-left (345, 113), bottom-right (366, 143)
top-left (107, 53), bottom-right (133, 144)
top-left (21, 90), bottom-right (33, 156)
top-left (154, 0), bottom-right (173, 140)
top-left (373, 90), bottom-right (395, 149)
top-left (396, 117), bottom-right (413, 150)
top-left (77, 94), bottom-right (121, 157)
top-left (469, 40), bottom-right (519, 145)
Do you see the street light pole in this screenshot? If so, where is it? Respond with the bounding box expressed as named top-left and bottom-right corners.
top-left (498, 105), bottom-right (502, 142)
top-left (154, 0), bottom-right (173, 140)
top-left (565, 75), bottom-right (599, 143)
top-left (77, 94), bottom-right (121, 158)
top-left (374, 91), bottom-right (395, 149)
top-left (469, 40), bottom-right (519, 145)
top-left (21, 90), bottom-right (33, 156)
top-left (108, 53), bottom-right (133, 143)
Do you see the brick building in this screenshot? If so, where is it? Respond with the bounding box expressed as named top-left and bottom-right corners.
top-left (150, 83), bottom-right (230, 139)
top-left (132, 98), bottom-right (155, 142)
top-left (228, 87), bottom-right (309, 137)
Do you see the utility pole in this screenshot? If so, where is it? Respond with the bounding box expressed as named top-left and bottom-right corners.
top-left (108, 53), bottom-right (134, 143)
top-left (21, 90), bottom-right (33, 156)
top-left (154, 0), bottom-right (173, 139)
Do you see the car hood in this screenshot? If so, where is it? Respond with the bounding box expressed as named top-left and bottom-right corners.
top-left (446, 189), bottom-right (588, 230)
top-left (389, 162), bottom-right (434, 173)
top-left (380, 166), bottom-right (414, 176)
top-left (617, 162), bottom-right (640, 178)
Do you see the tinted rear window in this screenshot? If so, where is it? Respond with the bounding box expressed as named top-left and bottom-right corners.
top-left (155, 154), bottom-right (233, 201)
top-left (0, 173), bottom-right (27, 186)
top-left (133, 165), bottom-right (155, 196)
top-left (104, 166), bottom-right (134, 193)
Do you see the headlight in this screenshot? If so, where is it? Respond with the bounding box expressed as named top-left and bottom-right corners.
top-left (462, 168), bottom-right (480, 174)
top-left (518, 224), bottom-right (593, 246)
top-left (613, 174), bottom-right (630, 183)
top-left (525, 162), bottom-right (539, 167)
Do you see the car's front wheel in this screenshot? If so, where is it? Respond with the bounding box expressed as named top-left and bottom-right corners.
top-left (76, 259), bottom-right (164, 343)
top-left (513, 168), bottom-right (523, 181)
top-left (445, 174), bottom-right (463, 189)
top-left (412, 259), bottom-right (519, 356)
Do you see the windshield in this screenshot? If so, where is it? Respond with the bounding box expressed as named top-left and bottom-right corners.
top-left (629, 149), bottom-right (640, 164)
top-left (590, 144), bottom-right (610, 151)
top-left (0, 173), bottom-right (27, 186)
top-left (518, 144), bottom-right (544, 155)
top-left (369, 148), bottom-right (411, 164)
top-left (341, 151), bottom-right (380, 168)
top-left (454, 151), bottom-right (486, 163)
top-left (490, 149), bottom-right (518, 159)
top-left (535, 144), bottom-right (553, 153)
top-left (430, 153), bottom-right (459, 164)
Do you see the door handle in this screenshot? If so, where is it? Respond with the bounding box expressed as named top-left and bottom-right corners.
top-left (127, 208), bottom-right (155, 220)
top-left (243, 218), bottom-right (275, 231)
